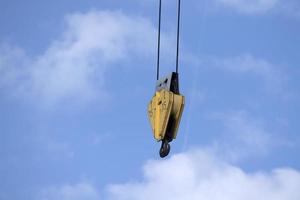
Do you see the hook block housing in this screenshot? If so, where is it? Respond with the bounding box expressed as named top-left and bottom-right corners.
top-left (148, 72), bottom-right (185, 142)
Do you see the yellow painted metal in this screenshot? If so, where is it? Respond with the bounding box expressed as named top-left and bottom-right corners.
top-left (148, 89), bottom-right (185, 141)
top-left (171, 92), bottom-right (185, 139)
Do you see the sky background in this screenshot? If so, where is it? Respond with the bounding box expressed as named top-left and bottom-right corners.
top-left (0, 0), bottom-right (300, 199)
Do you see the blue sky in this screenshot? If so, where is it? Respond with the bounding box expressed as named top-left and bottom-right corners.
top-left (0, 0), bottom-right (300, 199)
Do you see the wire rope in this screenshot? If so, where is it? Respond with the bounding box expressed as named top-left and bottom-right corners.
top-left (156, 0), bottom-right (181, 80)
top-left (176, 0), bottom-right (181, 74)
top-left (156, 0), bottom-right (162, 80)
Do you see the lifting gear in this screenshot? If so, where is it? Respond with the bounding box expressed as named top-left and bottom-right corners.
top-left (147, 0), bottom-right (185, 158)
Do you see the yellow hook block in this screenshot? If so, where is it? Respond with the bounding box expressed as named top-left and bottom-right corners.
top-left (148, 89), bottom-right (185, 142)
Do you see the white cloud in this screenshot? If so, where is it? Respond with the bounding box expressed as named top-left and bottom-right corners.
top-left (213, 0), bottom-right (300, 17)
top-left (0, 10), bottom-right (158, 106)
top-left (215, 0), bottom-right (279, 14)
top-left (39, 182), bottom-right (100, 200)
top-left (108, 150), bottom-right (300, 200)
top-left (206, 54), bottom-right (284, 93)
top-left (278, 0), bottom-right (300, 19)
top-left (185, 53), bottom-right (284, 93)
top-left (38, 149), bottom-right (300, 200)
top-left (0, 45), bottom-right (30, 91)
top-left (45, 139), bottom-right (75, 159)
top-left (208, 110), bottom-right (276, 161)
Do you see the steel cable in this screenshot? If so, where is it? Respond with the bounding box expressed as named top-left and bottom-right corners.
top-left (156, 0), bottom-right (181, 80)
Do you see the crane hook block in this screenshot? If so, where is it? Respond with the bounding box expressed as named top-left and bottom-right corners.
top-left (148, 72), bottom-right (185, 143)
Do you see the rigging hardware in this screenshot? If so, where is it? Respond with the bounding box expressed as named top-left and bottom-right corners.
top-left (148, 0), bottom-right (185, 158)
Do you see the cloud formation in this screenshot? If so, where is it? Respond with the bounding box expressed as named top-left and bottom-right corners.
top-left (38, 148), bottom-right (300, 200)
top-left (39, 182), bottom-right (101, 200)
top-left (214, 0), bottom-right (300, 18)
top-left (0, 11), bottom-right (157, 106)
top-left (205, 54), bottom-right (284, 93)
top-left (108, 150), bottom-right (300, 200)
top-left (208, 110), bottom-right (277, 162)
top-left (215, 0), bottom-right (279, 14)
